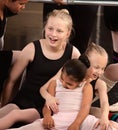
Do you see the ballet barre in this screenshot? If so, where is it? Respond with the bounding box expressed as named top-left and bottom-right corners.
top-left (29, 0), bottom-right (118, 6)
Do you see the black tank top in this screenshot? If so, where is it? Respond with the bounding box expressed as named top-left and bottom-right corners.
top-left (12, 40), bottom-right (73, 116)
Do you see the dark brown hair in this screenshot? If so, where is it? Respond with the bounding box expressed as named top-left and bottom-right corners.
top-left (62, 58), bottom-right (88, 82)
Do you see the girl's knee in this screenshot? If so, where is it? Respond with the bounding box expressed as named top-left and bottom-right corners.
top-left (6, 103), bottom-right (19, 110)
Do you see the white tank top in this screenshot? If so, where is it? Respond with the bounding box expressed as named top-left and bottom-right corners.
top-left (55, 79), bottom-right (86, 112)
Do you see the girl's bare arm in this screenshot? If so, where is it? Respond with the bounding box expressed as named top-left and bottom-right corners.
top-left (1, 43), bottom-right (35, 106)
top-left (68, 82), bottom-right (93, 130)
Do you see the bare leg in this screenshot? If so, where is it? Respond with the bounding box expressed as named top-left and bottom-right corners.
top-left (0, 108), bottom-right (40, 129)
top-left (104, 63), bottom-right (118, 82)
top-left (0, 103), bottom-right (19, 118)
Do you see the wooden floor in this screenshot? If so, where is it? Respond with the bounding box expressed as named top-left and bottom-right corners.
top-left (4, 2), bottom-right (118, 106)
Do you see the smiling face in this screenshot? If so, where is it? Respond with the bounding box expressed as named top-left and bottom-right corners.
top-left (44, 16), bottom-right (71, 48)
top-left (6, 0), bottom-right (28, 13)
top-left (86, 52), bottom-right (108, 81)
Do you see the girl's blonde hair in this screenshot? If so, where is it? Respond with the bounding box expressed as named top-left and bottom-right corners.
top-left (43, 9), bottom-right (73, 39)
top-left (47, 9), bottom-right (72, 32)
top-left (85, 42), bottom-right (108, 59)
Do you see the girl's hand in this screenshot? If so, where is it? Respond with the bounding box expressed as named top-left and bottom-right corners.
top-left (94, 119), bottom-right (112, 130)
top-left (46, 95), bottom-right (59, 113)
top-left (43, 116), bottom-right (55, 129)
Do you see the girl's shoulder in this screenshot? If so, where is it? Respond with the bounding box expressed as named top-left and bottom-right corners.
top-left (21, 42), bottom-right (35, 62)
top-left (71, 45), bottom-right (81, 59)
top-left (83, 81), bottom-right (93, 91)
